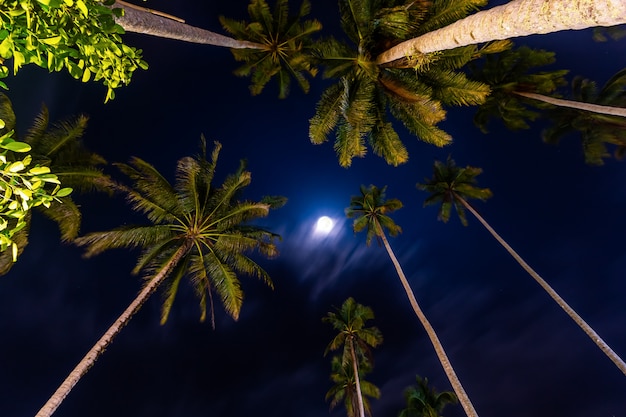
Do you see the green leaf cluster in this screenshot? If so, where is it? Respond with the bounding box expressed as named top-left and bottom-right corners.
top-left (0, 0), bottom-right (148, 101)
top-left (469, 45), bottom-right (569, 133)
top-left (417, 156), bottom-right (491, 226)
top-left (220, 0), bottom-right (322, 98)
top-left (309, 0), bottom-right (507, 167)
top-left (76, 138), bottom-right (284, 327)
top-left (0, 119), bottom-right (72, 262)
top-left (543, 69), bottom-right (626, 165)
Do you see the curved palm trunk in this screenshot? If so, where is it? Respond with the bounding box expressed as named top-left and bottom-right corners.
top-left (349, 337), bottom-right (367, 417)
top-left (376, 0), bottom-right (626, 65)
top-left (458, 196), bottom-right (626, 376)
top-left (513, 91), bottom-right (626, 118)
top-left (35, 243), bottom-right (191, 417)
top-left (375, 222), bottom-right (479, 417)
top-left (113, 1), bottom-right (265, 49)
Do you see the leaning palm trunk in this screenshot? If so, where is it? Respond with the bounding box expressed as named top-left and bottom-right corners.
top-left (35, 244), bottom-right (191, 417)
top-left (513, 92), bottom-right (626, 118)
top-left (458, 197), bottom-right (626, 376)
top-left (113, 1), bottom-right (265, 49)
top-left (376, 0), bottom-right (626, 64)
top-left (375, 222), bottom-right (479, 417)
top-left (349, 338), bottom-right (367, 417)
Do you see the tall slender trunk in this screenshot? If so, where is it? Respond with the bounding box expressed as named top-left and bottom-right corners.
top-left (112, 1), bottom-right (265, 49)
top-left (513, 91), bottom-right (626, 118)
top-left (375, 222), bottom-right (479, 417)
top-left (457, 196), bottom-right (626, 376)
top-left (349, 337), bottom-right (366, 417)
top-left (376, 0), bottom-right (626, 65)
top-left (35, 243), bottom-right (191, 417)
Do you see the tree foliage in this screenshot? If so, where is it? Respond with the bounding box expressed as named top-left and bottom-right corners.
top-left (309, 0), bottom-right (509, 167)
top-left (469, 45), bottom-right (568, 133)
top-left (0, 0), bottom-right (147, 101)
top-left (0, 112), bottom-right (71, 264)
top-left (399, 375), bottom-right (458, 417)
top-left (76, 138), bottom-right (285, 326)
top-left (417, 156), bottom-right (491, 226)
top-left (542, 68), bottom-right (626, 165)
top-left (219, 0), bottom-right (322, 98)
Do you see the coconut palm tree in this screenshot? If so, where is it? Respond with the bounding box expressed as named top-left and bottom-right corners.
top-left (542, 68), bottom-right (626, 165)
top-left (114, 0), bottom-right (321, 97)
top-left (309, 0), bottom-right (507, 167)
top-left (376, 0), bottom-right (626, 65)
top-left (35, 139), bottom-right (285, 417)
top-left (0, 93), bottom-right (109, 275)
top-left (399, 375), bottom-right (458, 417)
top-left (219, 0), bottom-right (322, 98)
top-left (324, 297), bottom-right (383, 417)
top-left (346, 185), bottom-right (479, 417)
top-left (326, 355), bottom-right (381, 417)
top-left (417, 157), bottom-right (626, 376)
top-left (468, 45), bottom-right (569, 133)
top-left (469, 46), bottom-right (626, 135)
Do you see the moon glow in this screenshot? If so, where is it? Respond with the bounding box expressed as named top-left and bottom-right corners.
top-left (315, 216), bottom-right (334, 235)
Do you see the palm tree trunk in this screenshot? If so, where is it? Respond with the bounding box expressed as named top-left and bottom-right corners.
top-left (376, 0), bottom-right (626, 65)
top-left (513, 91), bottom-right (626, 117)
top-left (113, 1), bottom-right (265, 49)
top-left (457, 196), bottom-right (626, 376)
top-left (35, 243), bottom-right (191, 417)
top-left (375, 222), bottom-right (479, 417)
top-left (349, 337), bottom-right (367, 417)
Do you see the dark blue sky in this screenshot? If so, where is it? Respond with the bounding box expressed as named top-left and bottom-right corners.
top-left (1, 1), bottom-right (625, 417)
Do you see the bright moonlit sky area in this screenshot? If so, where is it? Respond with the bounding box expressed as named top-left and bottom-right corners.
top-left (1, 1), bottom-right (626, 417)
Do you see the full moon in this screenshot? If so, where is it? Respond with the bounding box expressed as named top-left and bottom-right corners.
top-left (315, 216), bottom-right (334, 235)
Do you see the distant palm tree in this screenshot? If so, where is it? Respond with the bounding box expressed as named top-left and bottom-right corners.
top-left (468, 45), bottom-right (569, 133)
top-left (469, 47), bottom-right (626, 137)
top-left (35, 139), bottom-right (285, 417)
top-left (346, 185), bottom-right (479, 417)
top-left (114, 0), bottom-right (321, 97)
top-left (542, 69), bottom-right (626, 165)
top-left (399, 375), bottom-right (458, 417)
top-left (326, 355), bottom-right (381, 417)
top-left (376, 0), bottom-right (626, 65)
top-left (0, 93), bottom-right (109, 275)
top-left (417, 157), bottom-right (626, 376)
top-left (324, 297), bottom-right (383, 417)
top-left (309, 0), bottom-right (506, 167)
top-left (219, 0), bottom-right (322, 98)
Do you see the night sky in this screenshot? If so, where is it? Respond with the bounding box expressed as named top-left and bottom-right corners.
top-left (1, 1), bottom-right (625, 417)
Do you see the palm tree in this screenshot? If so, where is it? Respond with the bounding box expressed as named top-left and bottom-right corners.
top-left (470, 46), bottom-right (626, 135)
top-left (542, 68), bottom-right (626, 165)
top-left (417, 157), bottom-right (626, 376)
top-left (346, 185), bottom-right (479, 417)
top-left (309, 0), bottom-right (507, 167)
top-left (0, 93), bottom-right (109, 275)
top-left (324, 297), bottom-right (383, 417)
top-left (468, 45), bottom-right (569, 133)
top-left (35, 139), bottom-right (285, 417)
top-left (115, 0), bottom-right (321, 97)
top-left (326, 355), bottom-right (381, 417)
top-left (376, 0), bottom-right (626, 65)
top-left (399, 375), bottom-right (458, 417)
top-left (219, 0), bottom-right (322, 98)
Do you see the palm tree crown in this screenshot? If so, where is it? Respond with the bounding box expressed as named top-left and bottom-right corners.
top-left (417, 156), bottom-right (492, 226)
top-left (399, 375), bottom-right (458, 417)
top-left (77, 138), bottom-right (285, 325)
top-left (219, 0), bottom-right (322, 98)
top-left (346, 184), bottom-right (402, 244)
top-left (309, 0), bottom-right (506, 167)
